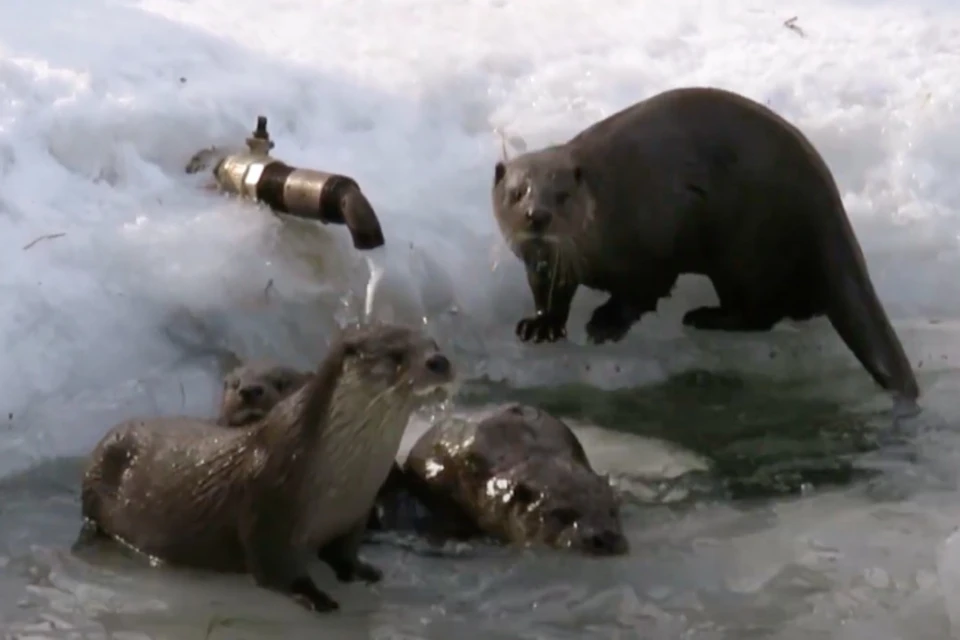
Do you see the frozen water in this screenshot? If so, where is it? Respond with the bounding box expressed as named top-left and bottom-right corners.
top-left (3, 0), bottom-right (960, 637)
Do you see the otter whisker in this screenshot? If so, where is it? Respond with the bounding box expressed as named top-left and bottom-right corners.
top-left (559, 236), bottom-right (587, 282)
top-left (552, 238), bottom-right (575, 284)
top-left (545, 244), bottom-right (563, 313)
top-left (490, 239), bottom-right (507, 273)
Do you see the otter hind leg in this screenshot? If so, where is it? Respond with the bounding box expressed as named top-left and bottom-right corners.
top-left (586, 273), bottom-right (678, 344)
top-left (81, 431), bottom-right (139, 525)
top-left (70, 518), bottom-right (109, 554)
top-left (317, 520), bottom-right (383, 584)
top-left (682, 268), bottom-right (788, 332)
top-left (585, 296), bottom-right (643, 344)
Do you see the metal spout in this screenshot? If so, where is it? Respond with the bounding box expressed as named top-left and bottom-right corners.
top-left (338, 183), bottom-right (386, 250)
top-left (245, 115), bottom-right (275, 156)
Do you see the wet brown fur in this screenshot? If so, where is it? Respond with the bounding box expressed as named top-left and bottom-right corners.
top-left (491, 86), bottom-right (919, 404)
top-left (403, 404), bottom-right (628, 555)
top-left (213, 362), bottom-right (406, 534)
top-left (216, 374), bottom-right (627, 554)
top-left (79, 323), bottom-right (455, 613)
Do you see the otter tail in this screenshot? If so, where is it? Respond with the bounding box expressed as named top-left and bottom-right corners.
top-left (818, 205), bottom-right (920, 406)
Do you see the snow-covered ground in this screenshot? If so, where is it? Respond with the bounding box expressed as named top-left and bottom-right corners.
top-left (4, 0), bottom-right (960, 637)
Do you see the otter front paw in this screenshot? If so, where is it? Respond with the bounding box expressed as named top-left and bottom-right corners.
top-left (516, 315), bottom-right (567, 343)
top-left (585, 300), bottom-right (635, 344)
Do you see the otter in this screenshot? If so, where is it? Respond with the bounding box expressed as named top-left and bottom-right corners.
top-left (217, 362), bottom-right (313, 427)
top-left (402, 403), bottom-right (629, 555)
top-left (214, 364), bottom-right (418, 533)
top-left (79, 323), bottom-right (456, 613)
top-left (214, 363), bottom-right (445, 536)
top-left (491, 86), bottom-right (919, 404)
top-left (213, 370), bottom-right (625, 553)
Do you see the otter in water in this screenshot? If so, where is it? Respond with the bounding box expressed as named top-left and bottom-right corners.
top-left (217, 362), bottom-right (313, 427)
top-left (214, 364), bottom-right (418, 533)
top-left (214, 370), bottom-right (626, 553)
top-left (491, 86), bottom-right (919, 404)
top-left (79, 323), bottom-right (456, 613)
top-left (402, 403), bottom-right (629, 555)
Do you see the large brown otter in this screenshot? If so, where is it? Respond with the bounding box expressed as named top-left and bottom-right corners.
top-left (491, 86), bottom-right (919, 404)
top-left (402, 403), bottom-right (629, 555)
top-left (79, 323), bottom-right (456, 613)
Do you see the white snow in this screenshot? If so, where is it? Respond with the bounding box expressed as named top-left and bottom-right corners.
top-left (5, 0), bottom-right (960, 634)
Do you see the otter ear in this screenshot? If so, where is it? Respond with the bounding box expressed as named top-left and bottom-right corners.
top-left (494, 161), bottom-right (506, 187)
top-left (572, 165), bottom-right (584, 184)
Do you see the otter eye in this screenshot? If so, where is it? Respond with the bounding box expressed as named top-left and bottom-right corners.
top-left (549, 507), bottom-right (579, 526)
top-left (273, 379), bottom-right (287, 393)
top-left (512, 484), bottom-right (537, 506)
top-left (509, 185), bottom-right (527, 204)
top-left (228, 378), bottom-right (240, 390)
top-left (555, 191), bottom-right (569, 205)
top-left (388, 349), bottom-right (406, 367)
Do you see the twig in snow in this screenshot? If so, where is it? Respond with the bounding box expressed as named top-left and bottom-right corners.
top-left (494, 128), bottom-right (510, 162)
top-left (23, 232), bottom-right (66, 250)
top-left (493, 128), bottom-right (528, 161)
top-left (263, 278), bottom-right (275, 301)
top-left (783, 16), bottom-right (806, 38)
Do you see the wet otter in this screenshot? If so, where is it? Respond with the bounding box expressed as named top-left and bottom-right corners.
top-left (213, 362), bottom-right (412, 533)
top-left (214, 369), bottom-right (625, 553)
top-left (492, 86), bottom-right (919, 403)
top-left (402, 404), bottom-right (629, 555)
top-left (217, 361), bottom-right (313, 427)
top-left (79, 323), bottom-right (456, 613)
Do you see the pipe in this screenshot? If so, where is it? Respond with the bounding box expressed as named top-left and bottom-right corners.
top-left (187, 116), bottom-right (385, 251)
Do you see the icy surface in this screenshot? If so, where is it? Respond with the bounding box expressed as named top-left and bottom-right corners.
top-left (3, 0), bottom-right (960, 637)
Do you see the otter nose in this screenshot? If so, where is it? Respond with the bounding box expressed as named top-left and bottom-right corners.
top-left (238, 384), bottom-right (264, 403)
top-left (525, 208), bottom-right (552, 233)
top-left (584, 530), bottom-right (629, 556)
top-left (424, 353), bottom-right (451, 376)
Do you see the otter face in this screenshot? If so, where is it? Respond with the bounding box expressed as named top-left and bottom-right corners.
top-left (491, 152), bottom-right (589, 251)
top-left (489, 457), bottom-right (628, 556)
top-left (339, 324), bottom-right (456, 403)
top-left (218, 363), bottom-right (310, 427)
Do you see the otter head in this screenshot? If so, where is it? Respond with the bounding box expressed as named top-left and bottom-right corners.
top-left (484, 456), bottom-right (628, 556)
top-left (491, 149), bottom-right (591, 256)
top-left (218, 363), bottom-right (311, 427)
top-left (336, 323), bottom-right (457, 406)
